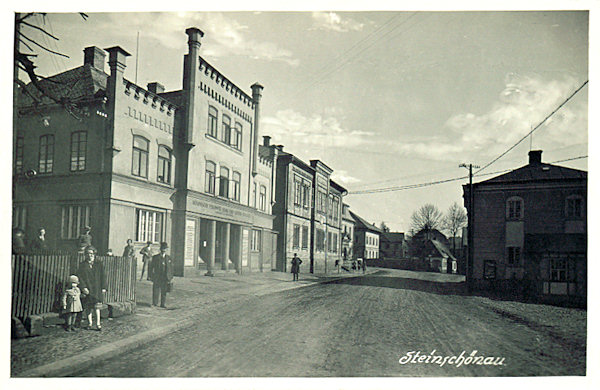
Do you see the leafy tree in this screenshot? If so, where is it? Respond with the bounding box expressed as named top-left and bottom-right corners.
top-left (443, 202), bottom-right (467, 255)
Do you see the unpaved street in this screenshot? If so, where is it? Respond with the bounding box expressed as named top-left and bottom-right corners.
top-left (74, 269), bottom-right (586, 377)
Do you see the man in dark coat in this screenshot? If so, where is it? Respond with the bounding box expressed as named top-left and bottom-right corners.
top-left (150, 242), bottom-right (173, 308)
top-left (77, 226), bottom-right (92, 253)
top-left (77, 246), bottom-right (107, 331)
top-left (123, 238), bottom-right (136, 260)
top-left (291, 253), bottom-right (302, 282)
top-left (31, 227), bottom-right (48, 251)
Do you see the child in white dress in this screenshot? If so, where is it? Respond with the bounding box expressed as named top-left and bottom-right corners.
top-left (62, 275), bottom-right (83, 332)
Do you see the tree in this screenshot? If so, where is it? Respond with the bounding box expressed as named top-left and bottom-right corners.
top-left (379, 221), bottom-right (390, 232)
top-left (443, 202), bottom-right (467, 255)
top-left (410, 204), bottom-right (443, 235)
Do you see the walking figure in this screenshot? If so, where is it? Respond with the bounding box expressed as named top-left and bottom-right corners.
top-left (150, 242), bottom-right (173, 308)
top-left (140, 241), bottom-right (153, 281)
top-left (291, 253), bottom-right (302, 282)
top-left (62, 275), bottom-right (83, 332)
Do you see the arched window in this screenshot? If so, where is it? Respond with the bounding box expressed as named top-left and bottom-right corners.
top-left (219, 166), bottom-right (230, 198)
top-left (506, 196), bottom-right (524, 220)
top-left (205, 161), bottom-right (216, 194)
top-left (566, 195), bottom-right (584, 218)
top-left (232, 171), bottom-right (241, 201)
top-left (207, 106), bottom-right (218, 138)
top-left (232, 122), bottom-right (242, 150)
top-left (157, 145), bottom-right (172, 184)
top-left (132, 135), bottom-right (149, 178)
top-left (39, 134), bottom-right (54, 173)
top-left (221, 115), bottom-right (231, 144)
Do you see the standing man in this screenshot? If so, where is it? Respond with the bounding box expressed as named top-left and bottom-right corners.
top-left (291, 253), bottom-right (302, 282)
top-left (123, 239), bottom-right (135, 260)
top-left (78, 226), bottom-right (92, 254)
top-left (77, 246), bottom-right (107, 331)
top-left (139, 241), bottom-right (153, 281)
top-left (150, 242), bottom-right (173, 308)
top-left (31, 227), bottom-right (48, 251)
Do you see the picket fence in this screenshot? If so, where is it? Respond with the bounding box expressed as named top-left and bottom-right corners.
top-left (11, 252), bottom-right (136, 319)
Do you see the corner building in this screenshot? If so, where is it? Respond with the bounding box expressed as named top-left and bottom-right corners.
top-left (13, 27), bottom-right (276, 277)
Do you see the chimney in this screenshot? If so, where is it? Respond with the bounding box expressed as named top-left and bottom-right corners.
top-left (183, 27), bottom-right (204, 145)
top-left (147, 82), bottom-right (165, 94)
top-left (251, 82), bottom-right (264, 176)
top-left (83, 46), bottom-right (106, 70)
top-left (275, 145), bottom-right (284, 152)
top-left (263, 135), bottom-right (271, 146)
top-left (529, 150), bottom-right (542, 165)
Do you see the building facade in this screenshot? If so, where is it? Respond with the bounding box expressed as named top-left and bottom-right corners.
top-left (380, 232), bottom-right (407, 259)
top-left (341, 203), bottom-right (355, 262)
top-left (13, 27), bottom-right (277, 277)
top-left (271, 143), bottom-right (346, 273)
top-left (463, 150), bottom-right (587, 304)
top-left (350, 211), bottom-right (382, 260)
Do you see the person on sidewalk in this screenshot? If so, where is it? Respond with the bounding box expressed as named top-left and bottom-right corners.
top-left (291, 253), bottom-right (302, 282)
top-left (77, 226), bottom-right (92, 254)
top-left (123, 238), bottom-right (136, 260)
top-left (77, 246), bottom-right (107, 331)
top-left (150, 242), bottom-right (173, 308)
top-left (61, 275), bottom-right (83, 332)
top-left (139, 241), bottom-right (153, 281)
top-left (31, 227), bottom-right (48, 251)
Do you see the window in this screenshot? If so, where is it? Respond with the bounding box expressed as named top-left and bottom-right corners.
top-left (259, 185), bottom-right (267, 211)
top-left (566, 196), bottom-right (584, 218)
top-left (132, 135), bottom-right (149, 178)
top-left (219, 167), bottom-right (230, 198)
top-left (205, 161), bottom-right (216, 194)
top-left (332, 233), bottom-right (338, 253)
top-left (136, 209), bottom-right (163, 243)
top-left (15, 136), bottom-right (24, 174)
top-left (13, 206), bottom-right (26, 230)
top-left (317, 190), bottom-right (327, 214)
top-left (251, 229), bottom-right (261, 251)
top-left (483, 260), bottom-right (496, 279)
top-left (316, 229), bottom-right (325, 251)
top-left (507, 247), bottom-right (521, 266)
top-left (302, 184), bottom-right (310, 208)
top-left (231, 171), bottom-right (241, 201)
top-left (157, 146), bottom-right (172, 184)
top-left (221, 115), bottom-right (231, 144)
top-left (550, 258), bottom-right (568, 282)
top-left (294, 179), bottom-right (302, 206)
top-left (506, 197), bottom-right (523, 220)
top-left (232, 122), bottom-right (242, 150)
top-left (70, 131), bottom-right (87, 171)
top-left (332, 197), bottom-right (339, 223)
top-left (252, 182), bottom-right (257, 208)
top-left (293, 224), bottom-right (300, 249)
top-left (39, 134), bottom-right (54, 173)
top-left (301, 226), bottom-right (309, 249)
top-left (207, 106), bottom-right (218, 137)
top-left (61, 205), bottom-right (90, 239)
top-left (327, 231), bottom-right (332, 252)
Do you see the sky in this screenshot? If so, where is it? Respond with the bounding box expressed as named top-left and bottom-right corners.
top-left (9, 5), bottom-right (591, 235)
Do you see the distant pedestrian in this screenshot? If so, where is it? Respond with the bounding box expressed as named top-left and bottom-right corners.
top-left (62, 275), bottom-right (83, 332)
top-left (139, 241), bottom-right (153, 281)
top-left (77, 226), bottom-right (92, 253)
top-left (291, 253), bottom-right (302, 281)
top-left (12, 228), bottom-right (25, 253)
top-left (78, 246), bottom-right (107, 331)
top-left (123, 239), bottom-right (135, 261)
top-left (150, 242), bottom-right (173, 308)
top-left (31, 227), bottom-right (48, 251)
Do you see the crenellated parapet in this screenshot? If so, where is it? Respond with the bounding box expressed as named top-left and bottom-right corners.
top-left (198, 56), bottom-right (254, 123)
top-left (123, 79), bottom-right (177, 116)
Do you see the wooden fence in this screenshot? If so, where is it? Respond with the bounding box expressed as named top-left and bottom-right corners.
top-left (11, 252), bottom-right (136, 319)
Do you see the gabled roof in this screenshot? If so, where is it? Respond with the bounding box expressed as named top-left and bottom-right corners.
top-left (413, 239), bottom-right (456, 260)
top-left (349, 211), bottom-right (383, 233)
top-left (475, 162), bottom-right (587, 186)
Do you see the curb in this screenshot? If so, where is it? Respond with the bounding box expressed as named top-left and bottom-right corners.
top-left (16, 270), bottom-right (375, 377)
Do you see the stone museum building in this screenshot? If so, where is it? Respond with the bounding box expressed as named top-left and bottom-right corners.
top-left (13, 27), bottom-right (277, 276)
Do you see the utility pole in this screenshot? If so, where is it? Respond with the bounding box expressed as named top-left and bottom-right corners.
top-left (460, 163), bottom-right (479, 292)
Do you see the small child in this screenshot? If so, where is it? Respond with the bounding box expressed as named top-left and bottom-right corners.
top-left (62, 275), bottom-right (83, 332)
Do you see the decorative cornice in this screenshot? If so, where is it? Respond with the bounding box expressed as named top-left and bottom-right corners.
top-left (123, 79), bottom-right (177, 115)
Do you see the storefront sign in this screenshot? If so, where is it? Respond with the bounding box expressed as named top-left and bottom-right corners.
top-left (184, 219), bottom-right (196, 266)
top-left (191, 199), bottom-right (253, 224)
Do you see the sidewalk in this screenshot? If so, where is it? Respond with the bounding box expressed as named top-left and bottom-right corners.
top-left (11, 267), bottom-right (375, 377)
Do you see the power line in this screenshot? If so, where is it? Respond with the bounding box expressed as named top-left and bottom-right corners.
top-left (347, 155), bottom-right (587, 195)
top-left (474, 80), bottom-right (588, 175)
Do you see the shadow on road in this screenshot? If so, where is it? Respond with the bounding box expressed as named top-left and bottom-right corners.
top-left (323, 270), bottom-right (468, 296)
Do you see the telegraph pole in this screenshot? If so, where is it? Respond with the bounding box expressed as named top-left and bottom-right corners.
top-left (460, 163), bottom-right (479, 292)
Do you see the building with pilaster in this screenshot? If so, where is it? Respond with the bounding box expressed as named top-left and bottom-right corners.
top-left (13, 27), bottom-right (277, 277)
top-left (270, 142), bottom-right (347, 273)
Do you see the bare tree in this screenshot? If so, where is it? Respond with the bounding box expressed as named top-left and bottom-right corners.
top-left (443, 202), bottom-right (467, 255)
top-left (379, 221), bottom-right (390, 232)
top-left (410, 204), bottom-right (443, 235)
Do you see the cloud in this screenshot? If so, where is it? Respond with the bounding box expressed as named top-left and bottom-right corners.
top-left (331, 170), bottom-right (361, 185)
top-left (104, 12), bottom-right (298, 66)
top-left (310, 12), bottom-right (364, 32)
top-left (390, 73), bottom-right (587, 161)
top-left (262, 109), bottom-right (375, 150)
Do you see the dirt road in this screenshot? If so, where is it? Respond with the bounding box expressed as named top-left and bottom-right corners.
top-left (74, 269), bottom-right (586, 377)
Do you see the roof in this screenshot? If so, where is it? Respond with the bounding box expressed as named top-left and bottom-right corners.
top-left (413, 239), bottom-right (456, 260)
top-left (474, 162), bottom-right (587, 186)
top-left (349, 211), bottom-right (383, 233)
top-left (381, 232), bottom-right (405, 243)
top-left (330, 179), bottom-right (347, 194)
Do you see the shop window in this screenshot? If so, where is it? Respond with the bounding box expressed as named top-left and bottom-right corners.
top-left (39, 134), bottom-right (54, 174)
top-left (251, 229), bottom-right (262, 252)
top-left (132, 135), bottom-right (149, 178)
top-left (61, 205), bottom-right (90, 239)
top-left (205, 161), bottom-right (216, 194)
top-left (136, 208), bottom-right (163, 243)
top-left (157, 145), bottom-right (172, 184)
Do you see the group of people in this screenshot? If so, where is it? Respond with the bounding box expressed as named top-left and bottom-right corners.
top-left (12, 227), bottom-right (48, 252)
